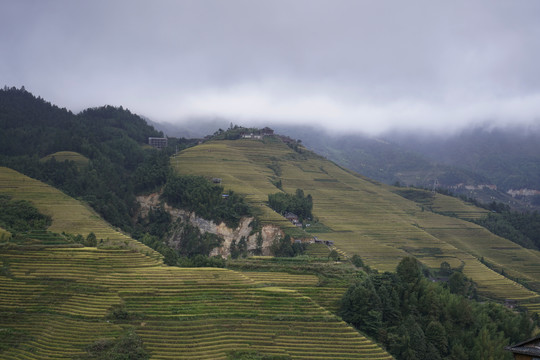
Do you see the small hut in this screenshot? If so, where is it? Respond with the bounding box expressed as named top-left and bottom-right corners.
top-left (505, 335), bottom-right (540, 359)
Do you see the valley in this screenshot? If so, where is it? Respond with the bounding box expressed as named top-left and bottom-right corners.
top-left (0, 166), bottom-right (392, 359)
top-left (1, 88), bottom-right (539, 359)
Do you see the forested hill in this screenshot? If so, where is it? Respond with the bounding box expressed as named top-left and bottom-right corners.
top-left (0, 87), bottom-right (195, 231)
top-left (0, 86), bottom-right (161, 157)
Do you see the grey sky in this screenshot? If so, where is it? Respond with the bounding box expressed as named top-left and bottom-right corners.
top-left (2, 0), bottom-right (540, 134)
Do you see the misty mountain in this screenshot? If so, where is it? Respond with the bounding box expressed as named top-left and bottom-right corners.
top-left (145, 117), bottom-right (230, 139)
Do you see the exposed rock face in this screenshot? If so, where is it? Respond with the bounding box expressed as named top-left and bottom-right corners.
top-left (136, 193), bottom-right (281, 257)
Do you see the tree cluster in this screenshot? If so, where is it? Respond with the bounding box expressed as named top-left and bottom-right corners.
top-left (270, 235), bottom-right (306, 257)
top-left (83, 330), bottom-right (148, 360)
top-left (340, 257), bottom-right (536, 360)
top-left (474, 210), bottom-right (540, 250)
top-left (268, 189), bottom-right (313, 222)
top-left (162, 175), bottom-right (251, 229)
top-left (0, 195), bottom-right (51, 233)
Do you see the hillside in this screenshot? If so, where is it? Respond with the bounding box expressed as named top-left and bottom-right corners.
top-left (273, 125), bottom-right (540, 212)
top-left (0, 166), bottom-right (393, 359)
top-left (172, 137), bottom-right (540, 307)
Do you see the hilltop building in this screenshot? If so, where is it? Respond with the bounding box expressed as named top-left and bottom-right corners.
top-left (505, 335), bottom-right (540, 359)
top-left (241, 127), bottom-right (274, 140)
top-left (148, 137), bottom-right (168, 149)
top-left (242, 133), bottom-right (262, 140)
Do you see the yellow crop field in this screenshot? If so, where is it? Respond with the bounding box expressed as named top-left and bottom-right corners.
top-left (172, 139), bottom-right (540, 306)
top-left (41, 150), bottom-right (90, 168)
top-left (0, 167), bottom-right (393, 359)
top-left (0, 166), bottom-right (162, 258)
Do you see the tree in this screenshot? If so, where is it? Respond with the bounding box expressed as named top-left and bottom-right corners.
top-left (350, 254), bottom-right (364, 268)
top-left (396, 257), bottom-right (422, 285)
top-left (339, 277), bottom-right (382, 337)
top-left (84, 232), bottom-right (97, 247)
top-left (425, 320), bottom-right (448, 354)
top-left (439, 261), bottom-right (452, 276)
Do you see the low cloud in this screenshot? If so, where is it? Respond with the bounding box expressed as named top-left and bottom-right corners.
top-left (142, 81), bottom-right (540, 135)
top-left (2, 1), bottom-right (540, 135)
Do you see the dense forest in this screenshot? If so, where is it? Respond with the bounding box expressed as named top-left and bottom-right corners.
top-left (340, 257), bottom-right (536, 360)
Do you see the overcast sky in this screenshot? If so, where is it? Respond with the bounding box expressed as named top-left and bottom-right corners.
top-left (2, 0), bottom-right (540, 134)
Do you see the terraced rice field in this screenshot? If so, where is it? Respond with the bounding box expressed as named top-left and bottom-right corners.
top-left (305, 243), bottom-right (331, 257)
top-left (430, 193), bottom-right (488, 220)
top-left (242, 271), bottom-right (348, 314)
top-left (0, 166), bottom-right (162, 258)
top-left (172, 139), bottom-right (540, 305)
top-left (0, 167), bottom-right (393, 359)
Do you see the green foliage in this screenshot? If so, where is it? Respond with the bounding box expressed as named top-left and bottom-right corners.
top-left (0, 327), bottom-right (32, 352)
top-left (268, 189), bottom-right (313, 221)
top-left (176, 254), bottom-right (226, 268)
top-left (226, 350), bottom-right (290, 360)
top-left (84, 232), bottom-right (97, 247)
top-left (107, 304), bottom-right (133, 321)
top-left (0, 194), bottom-right (52, 232)
top-left (474, 210), bottom-right (540, 250)
top-left (396, 256), bottom-right (422, 285)
top-left (350, 254), bottom-right (364, 268)
top-left (163, 175), bottom-right (251, 228)
top-left (328, 249), bottom-right (340, 261)
top-left (0, 87), bottom-right (196, 233)
top-left (340, 257), bottom-right (535, 360)
top-left (173, 223), bottom-right (223, 258)
top-left (139, 221), bottom-right (223, 260)
top-left (230, 236), bottom-right (248, 259)
top-left (270, 235), bottom-right (306, 258)
top-left (134, 207), bottom-right (226, 267)
top-left (448, 271), bottom-right (475, 297)
top-left (253, 232), bottom-right (264, 256)
top-left (83, 330), bottom-right (149, 360)
top-left (393, 188), bottom-right (435, 205)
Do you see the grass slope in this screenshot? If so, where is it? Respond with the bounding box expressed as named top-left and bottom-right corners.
top-left (0, 226), bottom-right (10, 241)
top-left (41, 151), bottom-right (90, 168)
top-left (172, 139), bottom-right (540, 305)
top-left (0, 167), bottom-right (392, 360)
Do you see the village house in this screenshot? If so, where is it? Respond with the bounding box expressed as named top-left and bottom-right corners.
top-left (148, 137), bottom-right (168, 149)
top-left (242, 133), bottom-right (262, 139)
top-left (241, 127), bottom-right (274, 140)
top-left (505, 335), bottom-right (540, 359)
top-left (284, 212), bottom-right (299, 224)
top-left (504, 299), bottom-right (518, 310)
